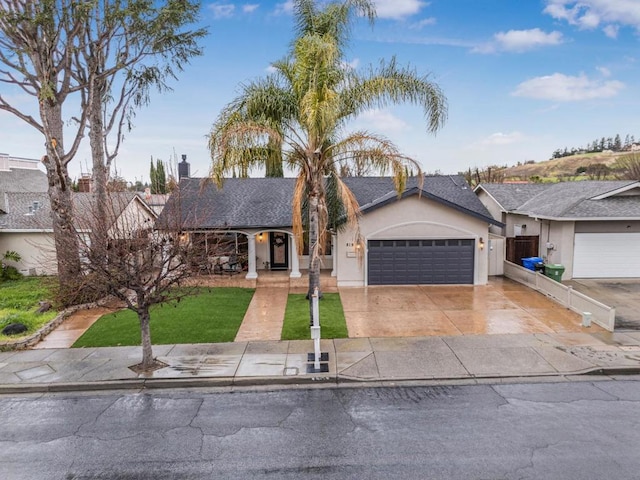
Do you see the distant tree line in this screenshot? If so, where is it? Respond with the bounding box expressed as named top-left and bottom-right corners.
top-left (551, 133), bottom-right (638, 159)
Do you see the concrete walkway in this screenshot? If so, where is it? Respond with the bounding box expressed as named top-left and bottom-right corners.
top-left (33, 306), bottom-right (117, 350)
top-left (1, 331), bottom-right (640, 393)
top-left (234, 287), bottom-right (289, 342)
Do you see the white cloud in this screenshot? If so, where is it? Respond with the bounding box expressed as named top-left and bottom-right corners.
top-left (356, 109), bottom-right (409, 133)
top-left (341, 58), bottom-right (360, 70)
top-left (373, 0), bottom-right (427, 20)
top-left (242, 4), bottom-right (259, 14)
top-left (480, 132), bottom-right (525, 147)
top-left (473, 28), bottom-right (563, 53)
top-left (512, 73), bottom-right (625, 101)
top-left (603, 24), bottom-right (619, 38)
top-left (410, 17), bottom-right (436, 29)
top-left (209, 3), bottom-right (235, 19)
top-left (274, 1), bottom-right (294, 15)
top-left (544, 0), bottom-right (640, 35)
top-left (596, 66), bottom-right (611, 77)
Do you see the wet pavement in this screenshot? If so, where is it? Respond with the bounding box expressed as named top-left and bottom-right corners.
top-left (2, 331), bottom-right (640, 393)
top-left (565, 279), bottom-right (640, 330)
top-left (340, 278), bottom-right (604, 338)
top-left (33, 306), bottom-right (116, 350)
top-left (1, 276), bottom-right (632, 393)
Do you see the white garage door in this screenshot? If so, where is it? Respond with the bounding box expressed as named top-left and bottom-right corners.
top-left (573, 233), bottom-right (640, 278)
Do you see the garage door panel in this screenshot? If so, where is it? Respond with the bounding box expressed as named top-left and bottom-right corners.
top-left (573, 233), bottom-right (640, 278)
top-left (368, 239), bottom-right (474, 285)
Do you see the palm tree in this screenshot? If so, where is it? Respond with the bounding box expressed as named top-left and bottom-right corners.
top-left (209, 0), bottom-right (447, 314)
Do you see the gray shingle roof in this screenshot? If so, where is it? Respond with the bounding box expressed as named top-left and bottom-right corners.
top-left (159, 175), bottom-right (500, 230)
top-left (477, 183), bottom-right (551, 211)
top-left (0, 191), bottom-right (151, 230)
top-left (479, 180), bottom-right (640, 219)
top-left (0, 167), bottom-right (48, 213)
top-left (0, 192), bottom-right (52, 230)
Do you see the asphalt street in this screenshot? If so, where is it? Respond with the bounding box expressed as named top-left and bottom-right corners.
top-left (1, 379), bottom-right (640, 479)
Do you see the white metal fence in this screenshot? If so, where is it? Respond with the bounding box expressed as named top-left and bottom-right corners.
top-left (503, 261), bottom-right (616, 331)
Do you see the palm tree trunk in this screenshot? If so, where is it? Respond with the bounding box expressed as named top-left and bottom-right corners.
top-left (308, 193), bottom-right (321, 324)
top-left (138, 305), bottom-right (154, 370)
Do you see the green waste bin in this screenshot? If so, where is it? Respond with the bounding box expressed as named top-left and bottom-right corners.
top-left (544, 264), bottom-right (565, 282)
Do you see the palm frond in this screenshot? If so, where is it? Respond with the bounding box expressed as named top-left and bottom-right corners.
top-left (340, 56), bottom-right (448, 133)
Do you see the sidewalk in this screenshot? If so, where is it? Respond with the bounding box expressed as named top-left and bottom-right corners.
top-left (2, 330), bottom-right (640, 393)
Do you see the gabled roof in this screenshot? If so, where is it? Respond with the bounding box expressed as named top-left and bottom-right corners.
top-left (159, 175), bottom-right (501, 230)
top-left (0, 192), bottom-right (156, 231)
top-left (346, 176), bottom-right (501, 225)
top-left (475, 183), bottom-right (551, 211)
top-left (477, 180), bottom-right (640, 220)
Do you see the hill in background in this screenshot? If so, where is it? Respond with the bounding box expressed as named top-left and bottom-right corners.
top-left (502, 151), bottom-right (625, 181)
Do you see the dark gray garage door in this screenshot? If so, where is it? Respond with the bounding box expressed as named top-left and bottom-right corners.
top-left (368, 239), bottom-right (474, 285)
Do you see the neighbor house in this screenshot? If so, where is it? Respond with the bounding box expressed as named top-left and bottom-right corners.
top-left (1, 153), bottom-right (160, 275)
top-left (158, 175), bottom-right (502, 286)
top-left (0, 189), bottom-right (157, 276)
top-left (475, 181), bottom-right (640, 279)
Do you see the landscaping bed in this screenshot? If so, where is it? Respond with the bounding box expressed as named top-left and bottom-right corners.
top-left (0, 277), bottom-right (58, 343)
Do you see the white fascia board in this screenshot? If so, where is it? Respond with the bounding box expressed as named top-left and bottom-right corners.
top-left (591, 182), bottom-right (640, 200)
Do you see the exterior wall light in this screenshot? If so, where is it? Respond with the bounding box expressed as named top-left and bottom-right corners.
top-left (479, 237), bottom-right (485, 250)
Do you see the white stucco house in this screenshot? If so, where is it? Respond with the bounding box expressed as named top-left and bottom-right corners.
top-left (475, 181), bottom-right (640, 279)
top-left (158, 175), bottom-right (503, 286)
top-left (0, 155), bottom-right (157, 275)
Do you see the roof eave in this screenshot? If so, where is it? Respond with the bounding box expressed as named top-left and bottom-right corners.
top-left (473, 184), bottom-right (507, 212)
top-left (361, 187), bottom-right (504, 227)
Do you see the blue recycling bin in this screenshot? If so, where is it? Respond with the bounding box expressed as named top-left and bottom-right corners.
top-left (521, 257), bottom-right (544, 271)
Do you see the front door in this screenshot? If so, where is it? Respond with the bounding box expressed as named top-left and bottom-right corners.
top-left (269, 232), bottom-right (289, 270)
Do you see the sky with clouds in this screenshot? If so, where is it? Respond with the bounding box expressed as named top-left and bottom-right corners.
top-left (2, 0), bottom-right (640, 182)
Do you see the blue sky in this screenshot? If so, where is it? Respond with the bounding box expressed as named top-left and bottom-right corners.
top-left (2, 0), bottom-right (640, 183)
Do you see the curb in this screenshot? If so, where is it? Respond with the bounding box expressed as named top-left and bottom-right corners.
top-left (2, 367), bottom-right (640, 395)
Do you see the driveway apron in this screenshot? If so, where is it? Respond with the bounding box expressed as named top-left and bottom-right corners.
top-left (565, 279), bottom-right (640, 330)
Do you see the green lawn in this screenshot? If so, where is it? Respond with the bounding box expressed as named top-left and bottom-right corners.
top-left (281, 293), bottom-right (349, 340)
top-left (73, 288), bottom-right (255, 347)
top-left (0, 277), bottom-right (58, 342)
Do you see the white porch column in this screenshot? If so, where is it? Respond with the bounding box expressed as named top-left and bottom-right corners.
top-left (331, 233), bottom-right (337, 277)
top-left (289, 234), bottom-right (301, 278)
top-left (246, 233), bottom-right (258, 279)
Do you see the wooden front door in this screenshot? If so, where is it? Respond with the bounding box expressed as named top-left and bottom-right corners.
top-left (269, 232), bottom-right (289, 270)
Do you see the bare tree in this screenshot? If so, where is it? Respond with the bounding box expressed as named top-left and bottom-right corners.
top-left (585, 163), bottom-right (611, 180)
top-left (72, 190), bottom-right (232, 371)
top-left (0, 0), bottom-right (206, 304)
top-left (616, 154), bottom-right (640, 180)
top-left (463, 166), bottom-right (506, 187)
top-left (0, 0), bottom-right (90, 289)
top-left (73, 0), bottom-right (206, 262)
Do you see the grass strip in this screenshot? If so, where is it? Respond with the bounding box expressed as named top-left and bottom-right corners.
top-left (281, 293), bottom-right (348, 340)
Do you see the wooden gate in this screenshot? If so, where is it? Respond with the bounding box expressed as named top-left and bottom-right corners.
top-left (506, 236), bottom-right (539, 264)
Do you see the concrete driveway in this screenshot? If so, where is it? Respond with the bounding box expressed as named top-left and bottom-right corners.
top-left (339, 277), bottom-right (602, 338)
top-left (565, 279), bottom-right (640, 330)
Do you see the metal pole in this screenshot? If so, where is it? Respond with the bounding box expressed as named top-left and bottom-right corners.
top-left (311, 287), bottom-right (321, 371)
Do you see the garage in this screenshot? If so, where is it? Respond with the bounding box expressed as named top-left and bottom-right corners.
top-left (367, 239), bottom-right (475, 285)
top-left (573, 233), bottom-right (640, 278)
